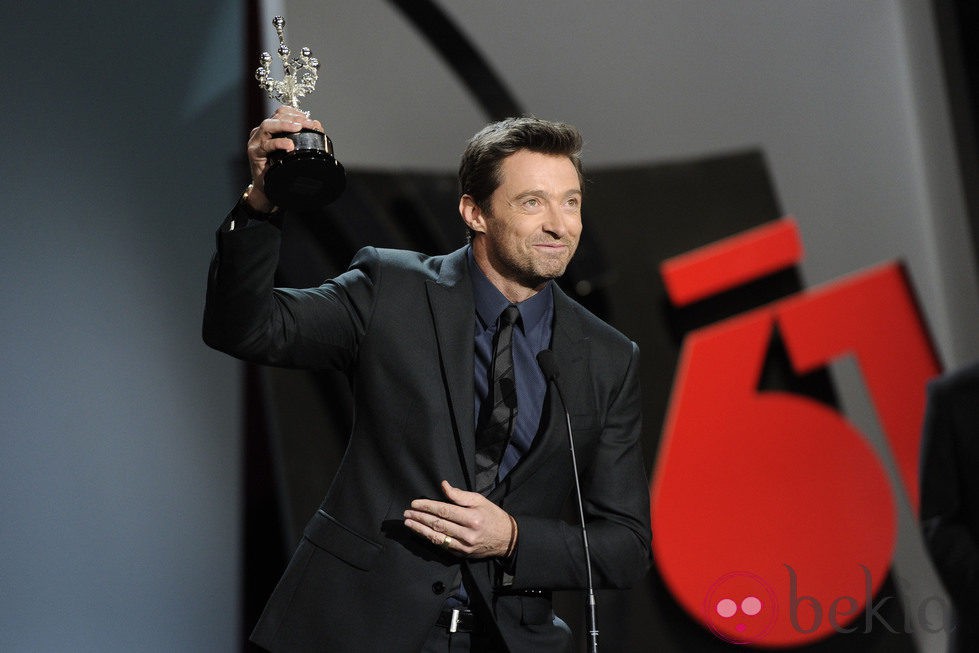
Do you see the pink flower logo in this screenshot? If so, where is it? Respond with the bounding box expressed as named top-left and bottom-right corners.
top-left (703, 572), bottom-right (778, 645)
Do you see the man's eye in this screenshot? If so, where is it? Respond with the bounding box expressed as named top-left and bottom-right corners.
top-left (524, 198), bottom-right (541, 208)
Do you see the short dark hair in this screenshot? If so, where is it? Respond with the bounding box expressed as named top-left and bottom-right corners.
top-left (459, 117), bottom-right (584, 217)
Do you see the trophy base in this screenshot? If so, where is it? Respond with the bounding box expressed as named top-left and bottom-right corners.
top-left (265, 129), bottom-right (346, 211)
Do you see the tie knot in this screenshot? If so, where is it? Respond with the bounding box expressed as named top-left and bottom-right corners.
top-left (500, 305), bottom-right (520, 327)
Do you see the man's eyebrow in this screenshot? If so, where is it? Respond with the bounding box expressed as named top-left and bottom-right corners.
top-left (513, 188), bottom-right (582, 199)
top-left (513, 190), bottom-right (548, 200)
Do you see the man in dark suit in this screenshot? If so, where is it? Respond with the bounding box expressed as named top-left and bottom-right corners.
top-left (920, 362), bottom-right (979, 652)
top-left (203, 106), bottom-right (651, 652)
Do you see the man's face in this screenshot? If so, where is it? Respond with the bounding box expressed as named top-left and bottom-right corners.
top-left (463, 149), bottom-right (582, 299)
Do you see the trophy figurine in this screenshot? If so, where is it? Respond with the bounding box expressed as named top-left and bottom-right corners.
top-left (256, 16), bottom-right (345, 211)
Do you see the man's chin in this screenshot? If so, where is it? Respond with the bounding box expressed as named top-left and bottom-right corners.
top-left (527, 263), bottom-right (570, 285)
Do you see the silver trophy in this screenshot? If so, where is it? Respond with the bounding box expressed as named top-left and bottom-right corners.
top-left (256, 16), bottom-right (345, 211)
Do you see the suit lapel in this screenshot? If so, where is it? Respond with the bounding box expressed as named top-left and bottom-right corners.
top-left (548, 287), bottom-right (591, 415)
top-left (490, 285), bottom-right (590, 499)
top-left (426, 248), bottom-right (477, 489)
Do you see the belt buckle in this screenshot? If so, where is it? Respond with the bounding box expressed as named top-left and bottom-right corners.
top-left (449, 608), bottom-right (461, 634)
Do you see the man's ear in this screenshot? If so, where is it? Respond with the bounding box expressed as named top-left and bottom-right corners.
top-left (459, 195), bottom-right (487, 235)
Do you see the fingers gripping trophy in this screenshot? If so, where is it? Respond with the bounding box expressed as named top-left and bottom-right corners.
top-left (255, 16), bottom-right (345, 211)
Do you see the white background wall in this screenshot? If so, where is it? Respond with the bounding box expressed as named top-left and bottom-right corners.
top-left (1, 1), bottom-right (975, 650)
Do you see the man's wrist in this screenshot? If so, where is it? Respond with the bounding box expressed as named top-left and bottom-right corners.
top-left (242, 183), bottom-right (277, 215)
top-left (495, 516), bottom-right (519, 586)
top-left (503, 514), bottom-right (518, 559)
top-left (227, 184), bottom-right (283, 232)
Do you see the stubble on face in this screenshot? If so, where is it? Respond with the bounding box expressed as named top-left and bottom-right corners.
top-left (470, 150), bottom-right (583, 302)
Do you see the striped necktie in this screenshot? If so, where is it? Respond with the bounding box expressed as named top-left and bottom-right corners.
top-left (474, 305), bottom-right (520, 494)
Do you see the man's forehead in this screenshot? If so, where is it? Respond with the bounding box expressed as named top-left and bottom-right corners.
top-left (497, 151), bottom-right (581, 192)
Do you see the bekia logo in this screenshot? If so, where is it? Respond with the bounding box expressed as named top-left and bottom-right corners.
top-left (704, 565), bottom-right (955, 645)
top-left (703, 572), bottom-right (778, 644)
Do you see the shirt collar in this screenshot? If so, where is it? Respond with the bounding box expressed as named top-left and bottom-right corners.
top-left (467, 247), bottom-right (553, 334)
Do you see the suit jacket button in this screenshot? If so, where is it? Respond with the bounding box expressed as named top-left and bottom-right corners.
top-left (432, 581), bottom-right (446, 594)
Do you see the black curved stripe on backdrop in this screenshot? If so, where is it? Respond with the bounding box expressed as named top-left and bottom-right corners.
top-left (387, 0), bottom-right (612, 319)
top-left (388, 0), bottom-right (523, 121)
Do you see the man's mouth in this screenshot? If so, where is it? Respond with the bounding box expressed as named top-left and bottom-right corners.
top-left (532, 242), bottom-right (568, 252)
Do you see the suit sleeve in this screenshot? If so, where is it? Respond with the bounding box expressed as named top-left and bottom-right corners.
top-left (511, 341), bottom-right (652, 590)
top-left (202, 207), bottom-right (379, 371)
top-left (920, 375), bottom-right (979, 601)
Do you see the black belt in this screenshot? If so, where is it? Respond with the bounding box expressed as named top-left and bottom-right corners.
top-left (435, 607), bottom-right (480, 633)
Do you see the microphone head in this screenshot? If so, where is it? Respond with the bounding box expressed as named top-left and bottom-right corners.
top-left (536, 349), bottom-right (559, 381)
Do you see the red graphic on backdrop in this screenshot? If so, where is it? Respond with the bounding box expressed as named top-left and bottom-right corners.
top-left (651, 217), bottom-right (939, 646)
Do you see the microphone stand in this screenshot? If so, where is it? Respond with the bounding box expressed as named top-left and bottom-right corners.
top-left (537, 351), bottom-right (599, 652)
top-left (563, 405), bottom-right (599, 653)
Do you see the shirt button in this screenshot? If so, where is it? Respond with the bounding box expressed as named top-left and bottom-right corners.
top-left (432, 581), bottom-right (446, 595)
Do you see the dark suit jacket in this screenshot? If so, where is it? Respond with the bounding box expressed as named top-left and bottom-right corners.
top-left (203, 213), bottom-right (652, 652)
top-left (920, 362), bottom-right (979, 651)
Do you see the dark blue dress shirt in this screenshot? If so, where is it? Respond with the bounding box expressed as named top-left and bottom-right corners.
top-left (467, 248), bottom-right (554, 487)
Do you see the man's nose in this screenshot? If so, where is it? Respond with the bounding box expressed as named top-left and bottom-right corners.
top-left (542, 203), bottom-right (569, 237)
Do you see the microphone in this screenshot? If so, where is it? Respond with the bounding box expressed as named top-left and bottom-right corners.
top-left (536, 350), bottom-right (599, 653)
